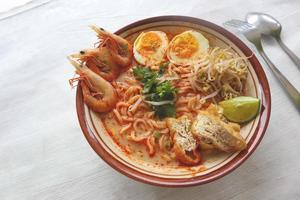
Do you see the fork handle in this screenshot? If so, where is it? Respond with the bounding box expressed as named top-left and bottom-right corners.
top-left (259, 50), bottom-right (300, 110)
top-left (276, 37), bottom-right (300, 71)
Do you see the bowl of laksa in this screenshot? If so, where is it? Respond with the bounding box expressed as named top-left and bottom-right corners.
top-left (68, 16), bottom-right (271, 187)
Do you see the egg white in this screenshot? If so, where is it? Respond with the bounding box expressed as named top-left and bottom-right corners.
top-left (167, 30), bottom-right (209, 65)
top-left (133, 31), bottom-right (169, 66)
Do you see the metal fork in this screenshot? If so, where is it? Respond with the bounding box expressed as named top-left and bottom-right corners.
top-left (224, 19), bottom-right (300, 110)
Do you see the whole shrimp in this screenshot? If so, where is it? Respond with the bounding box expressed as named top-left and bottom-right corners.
top-left (68, 56), bottom-right (118, 113)
top-left (70, 25), bottom-right (133, 82)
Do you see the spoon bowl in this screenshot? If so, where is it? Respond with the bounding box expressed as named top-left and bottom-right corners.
top-left (246, 12), bottom-right (300, 71)
top-left (246, 12), bottom-right (282, 37)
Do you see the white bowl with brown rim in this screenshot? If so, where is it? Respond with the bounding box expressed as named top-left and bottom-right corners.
top-left (75, 16), bottom-right (271, 187)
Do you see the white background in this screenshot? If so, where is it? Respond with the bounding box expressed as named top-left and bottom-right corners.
top-left (1, 0), bottom-right (300, 199)
top-left (0, 0), bottom-right (33, 13)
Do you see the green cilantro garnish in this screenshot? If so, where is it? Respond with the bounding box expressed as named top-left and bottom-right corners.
top-left (153, 104), bottom-right (176, 119)
top-left (133, 65), bottom-right (177, 119)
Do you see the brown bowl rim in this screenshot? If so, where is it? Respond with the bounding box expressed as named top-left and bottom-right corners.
top-left (75, 15), bottom-right (271, 187)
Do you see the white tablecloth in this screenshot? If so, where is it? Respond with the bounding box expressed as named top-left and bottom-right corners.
top-left (1, 0), bottom-right (300, 199)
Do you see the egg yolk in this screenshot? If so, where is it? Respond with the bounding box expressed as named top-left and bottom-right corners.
top-left (136, 32), bottom-right (162, 56)
top-left (171, 33), bottom-right (198, 58)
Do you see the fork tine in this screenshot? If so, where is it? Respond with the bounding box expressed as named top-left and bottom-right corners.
top-left (223, 20), bottom-right (241, 28)
top-left (226, 19), bottom-right (244, 26)
top-left (224, 19), bottom-right (255, 32)
top-left (243, 22), bottom-right (253, 29)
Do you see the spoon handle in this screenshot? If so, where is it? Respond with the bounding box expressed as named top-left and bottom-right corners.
top-left (276, 37), bottom-right (300, 70)
top-left (258, 50), bottom-right (300, 110)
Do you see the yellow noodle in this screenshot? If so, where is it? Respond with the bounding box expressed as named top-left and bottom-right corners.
top-left (122, 116), bottom-right (135, 123)
top-left (120, 123), bottom-right (132, 135)
top-left (146, 135), bottom-right (155, 156)
top-left (133, 118), bottom-right (148, 131)
top-left (113, 109), bottom-right (123, 124)
top-left (104, 46), bottom-right (247, 161)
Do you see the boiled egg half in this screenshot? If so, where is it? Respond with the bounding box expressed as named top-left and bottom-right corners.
top-left (133, 31), bottom-right (169, 66)
top-left (167, 30), bottom-right (209, 65)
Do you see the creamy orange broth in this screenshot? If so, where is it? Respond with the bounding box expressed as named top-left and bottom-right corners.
top-left (98, 27), bottom-right (248, 168)
top-left (101, 112), bottom-right (229, 169)
top-left (102, 115), bottom-right (176, 166)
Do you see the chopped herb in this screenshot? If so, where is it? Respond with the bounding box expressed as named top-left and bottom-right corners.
top-left (153, 132), bottom-right (162, 140)
top-left (142, 77), bottom-right (156, 94)
top-left (158, 62), bottom-right (168, 75)
top-left (156, 81), bottom-right (177, 100)
top-left (153, 104), bottom-right (176, 119)
top-left (164, 139), bottom-right (173, 150)
top-left (158, 66), bottom-right (165, 76)
top-left (199, 73), bottom-right (206, 81)
top-left (133, 66), bottom-right (177, 119)
top-left (160, 61), bottom-right (169, 68)
top-left (188, 123), bottom-right (192, 131)
top-left (133, 66), bottom-right (156, 83)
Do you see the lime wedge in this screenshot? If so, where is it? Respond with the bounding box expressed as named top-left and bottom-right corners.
top-left (219, 96), bottom-right (261, 123)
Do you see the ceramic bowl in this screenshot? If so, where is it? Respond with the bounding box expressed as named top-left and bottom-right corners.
top-left (76, 16), bottom-right (271, 187)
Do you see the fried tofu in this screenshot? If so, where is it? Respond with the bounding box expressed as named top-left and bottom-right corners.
top-left (166, 116), bottom-right (201, 165)
top-left (191, 105), bottom-right (247, 152)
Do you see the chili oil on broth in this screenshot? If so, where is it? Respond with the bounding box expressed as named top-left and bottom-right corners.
top-left (99, 68), bottom-right (233, 173)
top-left (100, 70), bottom-right (183, 170)
top-left (87, 25), bottom-right (259, 177)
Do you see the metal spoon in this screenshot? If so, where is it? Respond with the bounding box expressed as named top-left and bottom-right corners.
top-left (246, 12), bottom-right (300, 70)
